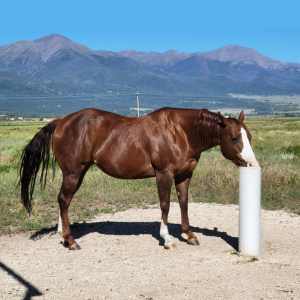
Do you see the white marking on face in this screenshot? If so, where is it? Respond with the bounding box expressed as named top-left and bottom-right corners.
top-left (160, 220), bottom-right (174, 245)
top-left (240, 128), bottom-right (259, 167)
top-left (57, 210), bottom-right (62, 235)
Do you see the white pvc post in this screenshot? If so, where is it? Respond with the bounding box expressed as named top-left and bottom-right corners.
top-left (239, 166), bottom-right (261, 256)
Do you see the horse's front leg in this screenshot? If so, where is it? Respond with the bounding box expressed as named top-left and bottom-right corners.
top-left (175, 172), bottom-right (200, 246)
top-left (156, 170), bottom-right (177, 250)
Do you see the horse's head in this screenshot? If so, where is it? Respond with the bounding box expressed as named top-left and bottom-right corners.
top-left (218, 112), bottom-right (259, 167)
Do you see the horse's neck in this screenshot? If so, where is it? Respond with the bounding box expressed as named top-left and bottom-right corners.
top-left (168, 109), bottom-right (220, 153)
top-left (192, 110), bottom-right (221, 152)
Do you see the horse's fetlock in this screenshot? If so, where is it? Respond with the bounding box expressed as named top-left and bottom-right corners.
top-left (182, 228), bottom-right (190, 234)
top-left (63, 233), bottom-right (71, 241)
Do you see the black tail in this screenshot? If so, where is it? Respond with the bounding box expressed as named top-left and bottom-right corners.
top-left (19, 119), bottom-right (61, 214)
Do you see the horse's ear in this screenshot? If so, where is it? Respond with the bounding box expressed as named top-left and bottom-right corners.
top-left (218, 113), bottom-right (228, 128)
top-left (238, 111), bottom-right (245, 123)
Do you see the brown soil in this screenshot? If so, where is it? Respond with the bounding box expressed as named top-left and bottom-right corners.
top-left (0, 202), bottom-right (299, 300)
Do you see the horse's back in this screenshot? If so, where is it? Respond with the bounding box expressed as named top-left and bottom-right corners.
top-left (53, 109), bottom-right (157, 178)
top-left (52, 108), bottom-right (197, 179)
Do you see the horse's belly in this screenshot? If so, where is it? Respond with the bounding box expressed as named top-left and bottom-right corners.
top-left (95, 157), bottom-right (155, 179)
top-left (98, 165), bottom-right (155, 179)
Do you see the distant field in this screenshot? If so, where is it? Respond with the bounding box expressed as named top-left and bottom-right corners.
top-left (0, 117), bottom-right (299, 234)
top-left (2, 92), bottom-right (300, 118)
top-left (229, 94), bottom-right (300, 115)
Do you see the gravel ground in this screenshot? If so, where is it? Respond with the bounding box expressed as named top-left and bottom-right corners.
top-left (0, 202), bottom-right (299, 300)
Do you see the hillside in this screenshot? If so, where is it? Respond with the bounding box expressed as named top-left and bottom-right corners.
top-left (1, 34), bottom-right (300, 96)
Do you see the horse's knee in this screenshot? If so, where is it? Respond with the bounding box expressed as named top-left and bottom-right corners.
top-left (160, 202), bottom-right (170, 213)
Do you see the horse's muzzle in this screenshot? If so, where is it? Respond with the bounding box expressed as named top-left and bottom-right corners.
top-left (232, 157), bottom-right (247, 167)
top-left (246, 160), bottom-right (259, 167)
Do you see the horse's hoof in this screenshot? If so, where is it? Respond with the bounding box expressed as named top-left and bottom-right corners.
top-left (187, 238), bottom-right (200, 246)
top-left (164, 243), bottom-right (177, 250)
top-left (69, 243), bottom-right (81, 251)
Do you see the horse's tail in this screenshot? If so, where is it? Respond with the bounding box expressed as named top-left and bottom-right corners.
top-left (19, 119), bottom-right (62, 215)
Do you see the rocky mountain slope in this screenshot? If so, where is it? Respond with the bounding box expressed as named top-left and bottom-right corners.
top-left (1, 34), bottom-right (300, 95)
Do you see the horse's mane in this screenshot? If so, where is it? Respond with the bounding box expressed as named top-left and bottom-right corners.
top-left (194, 109), bottom-right (252, 144)
top-left (194, 109), bottom-right (221, 147)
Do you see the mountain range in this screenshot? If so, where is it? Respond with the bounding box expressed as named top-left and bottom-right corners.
top-left (1, 33), bottom-right (300, 96)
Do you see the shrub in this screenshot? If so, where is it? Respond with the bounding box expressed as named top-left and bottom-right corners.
top-left (281, 145), bottom-right (300, 157)
top-left (0, 165), bottom-right (10, 173)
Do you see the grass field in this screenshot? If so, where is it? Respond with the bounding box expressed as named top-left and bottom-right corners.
top-left (0, 117), bottom-right (299, 234)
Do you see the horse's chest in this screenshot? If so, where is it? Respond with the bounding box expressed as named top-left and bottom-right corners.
top-left (174, 158), bottom-right (198, 176)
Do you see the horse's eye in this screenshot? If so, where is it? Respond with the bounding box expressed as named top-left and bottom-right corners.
top-left (231, 137), bottom-right (238, 143)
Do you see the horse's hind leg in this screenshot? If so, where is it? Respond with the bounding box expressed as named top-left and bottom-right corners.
top-left (175, 172), bottom-right (199, 246)
top-left (57, 209), bottom-right (62, 235)
top-left (58, 164), bottom-right (91, 250)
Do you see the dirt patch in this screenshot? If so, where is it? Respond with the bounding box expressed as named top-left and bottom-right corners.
top-left (1, 202), bottom-right (300, 300)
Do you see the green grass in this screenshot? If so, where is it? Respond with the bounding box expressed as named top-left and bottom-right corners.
top-left (0, 118), bottom-right (299, 234)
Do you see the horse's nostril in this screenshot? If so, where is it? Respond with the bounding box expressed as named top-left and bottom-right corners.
top-left (247, 161), bottom-right (259, 167)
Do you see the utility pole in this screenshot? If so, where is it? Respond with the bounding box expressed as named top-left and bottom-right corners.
top-left (136, 92), bottom-right (139, 117)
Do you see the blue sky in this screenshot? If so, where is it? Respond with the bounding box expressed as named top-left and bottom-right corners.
top-left (1, 0), bottom-right (300, 63)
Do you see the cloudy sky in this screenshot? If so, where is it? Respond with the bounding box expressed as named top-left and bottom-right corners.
top-left (1, 0), bottom-right (300, 63)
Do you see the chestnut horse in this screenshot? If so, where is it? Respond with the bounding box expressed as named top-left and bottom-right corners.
top-left (20, 107), bottom-right (258, 250)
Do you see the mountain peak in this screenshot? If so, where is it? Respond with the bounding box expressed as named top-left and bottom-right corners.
top-left (118, 49), bottom-right (146, 55)
top-left (198, 44), bottom-right (281, 68)
top-left (34, 34), bottom-right (71, 43)
top-left (31, 33), bottom-right (90, 62)
top-left (223, 44), bottom-right (248, 50)
top-left (164, 49), bottom-right (180, 55)
top-left (211, 44), bottom-right (258, 55)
